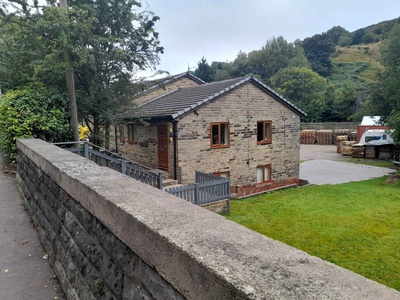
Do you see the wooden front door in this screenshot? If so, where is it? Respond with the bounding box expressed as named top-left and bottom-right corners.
top-left (157, 125), bottom-right (168, 170)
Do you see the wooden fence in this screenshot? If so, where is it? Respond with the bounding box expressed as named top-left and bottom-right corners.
top-left (54, 141), bottom-right (163, 189)
top-left (165, 171), bottom-right (230, 213)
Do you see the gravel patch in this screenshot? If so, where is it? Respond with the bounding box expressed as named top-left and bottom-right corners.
top-left (300, 159), bottom-right (395, 185)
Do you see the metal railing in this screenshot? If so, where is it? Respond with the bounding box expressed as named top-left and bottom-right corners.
top-left (54, 141), bottom-right (163, 189)
top-left (166, 171), bottom-right (230, 213)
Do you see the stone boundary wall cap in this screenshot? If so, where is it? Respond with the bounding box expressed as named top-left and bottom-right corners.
top-left (16, 138), bottom-right (400, 300)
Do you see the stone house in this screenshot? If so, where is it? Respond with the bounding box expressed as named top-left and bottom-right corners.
top-left (116, 76), bottom-right (306, 198)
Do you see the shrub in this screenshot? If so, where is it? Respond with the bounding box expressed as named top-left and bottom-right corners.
top-left (0, 86), bottom-right (72, 161)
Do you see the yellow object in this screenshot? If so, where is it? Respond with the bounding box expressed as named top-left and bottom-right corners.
top-left (79, 126), bottom-right (90, 141)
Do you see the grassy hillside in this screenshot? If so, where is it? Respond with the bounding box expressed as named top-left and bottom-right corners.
top-left (329, 42), bottom-right (383, 92)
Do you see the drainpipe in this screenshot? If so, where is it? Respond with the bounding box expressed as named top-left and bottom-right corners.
top-left (173, 121), bottom-right (178, 181)
top-left (114, 122), bottom-right (118, 153)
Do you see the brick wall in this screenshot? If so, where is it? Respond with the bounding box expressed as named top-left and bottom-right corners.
top-left (176, 82), bottom-right (301, 197)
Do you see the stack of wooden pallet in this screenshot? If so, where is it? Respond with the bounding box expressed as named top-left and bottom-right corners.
top-left (365, 145), bottom-right (376, 159)
top-left (348, 131), bottom-right (357, 141)
top-left (351, 144), bottom-right (365, 158)
top-left (340, 141), bottom-right (357, 156)
top-left (332, 129), bottom-right (351, 144)
top-left (378, 145), bottom-right (392, 159)
top-left (336, 135), bottom-right (348, 153)
top-left (300, 130), bottom-right (316, 144)
top-left (316, 130), bottom-right (333, 145)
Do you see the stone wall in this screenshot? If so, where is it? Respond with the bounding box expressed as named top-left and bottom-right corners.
top-left (16, 139), bottom-right (400, 300)
top-left (177, 82), bottom-right (301, 197)
top-left (117, 120), bottom-right (175, 175)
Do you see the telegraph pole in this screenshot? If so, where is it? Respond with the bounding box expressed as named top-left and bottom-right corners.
top-left (60, 0), bottom-right (80, 142)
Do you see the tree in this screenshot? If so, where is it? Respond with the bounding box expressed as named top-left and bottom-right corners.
top-left (352, 28), bottom-right (366, 45)
top-left (324, 84), bottom-right (357, 121)
top-left (368, 24), bottom-right (400, 142)
top-left (250, 36), bottom-right (309, 80)
top-left (0, 0), bottom-right (164, 147)
top-left (302, 33), bottom-right (335, 77)
top-left (230, 50), bottom-right (248, 77)
top-left (209, 61), bottom-right (232, 81)
top-left (60, 0), bottom-right (79, 142)
top-left (362, 31), bottom-right (378, 44)
top-left (194, 57), bottom-right (212, 82)
top-left (269, 67), bottom-right (329, 122)
top-left (326, 26), bottom-right (350, 45)
top-left (0, 11), bottom-right (45, 92)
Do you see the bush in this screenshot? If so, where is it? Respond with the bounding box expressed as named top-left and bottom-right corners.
top-left (0, 86), bottom-right (72, 161)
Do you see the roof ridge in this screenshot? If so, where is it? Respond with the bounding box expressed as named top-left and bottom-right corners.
top-left (132, 71), bottom-right (205, 100)
top-left (121, 76), bottom-right (306, 120)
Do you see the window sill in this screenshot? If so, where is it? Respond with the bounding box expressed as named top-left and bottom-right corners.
top-left (256, 181), bottom-right (272, 186)
top-left (257, 141), bottom-right (272, 145)
top-left (210, 145), bottom-right (230, 149)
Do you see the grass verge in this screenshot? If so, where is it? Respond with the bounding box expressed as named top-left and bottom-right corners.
top-left (227, 177), bottom-right (400, 290)
top-left (344, 157), bottom-right (400, 169)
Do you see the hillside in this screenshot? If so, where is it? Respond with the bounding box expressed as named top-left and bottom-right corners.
top-left (193, 17), bottom-right (400, 122)
top-left (329, 42), bottom-right (383, 89)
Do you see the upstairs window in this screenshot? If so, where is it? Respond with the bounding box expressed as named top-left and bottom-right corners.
top-left (257, 120), bottom-right (272, 144)
top-left (127, 124), bottom-right (138, 142)
top-left (211, 122), bottom-right (230, 148)
top-left (256, 165), bottom-right (271, 183)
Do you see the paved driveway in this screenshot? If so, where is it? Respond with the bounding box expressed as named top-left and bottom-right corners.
top-left (299, 145), bottom-right (395, 185)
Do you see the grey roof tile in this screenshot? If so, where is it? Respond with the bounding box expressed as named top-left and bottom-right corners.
top-left (132, 71), bottom-right (205, 100)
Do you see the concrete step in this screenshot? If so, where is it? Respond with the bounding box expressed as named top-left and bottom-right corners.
top-left (163, 183), bottom-right (184, 190)
top-left (163, 178), bottom-right (179, 187)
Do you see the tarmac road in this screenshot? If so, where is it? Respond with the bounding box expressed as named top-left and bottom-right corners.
top-left (0, 153), bottom-right (65, 300)
top-left (300, 145), bottom-right (396, 185)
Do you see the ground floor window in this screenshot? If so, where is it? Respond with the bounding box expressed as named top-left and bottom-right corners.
top-left (127, 124), bottom-right (138, 142)
top-left (211, 122), bottom-right (230, 148)
top-left (256, 164), bottom-right (271, 183)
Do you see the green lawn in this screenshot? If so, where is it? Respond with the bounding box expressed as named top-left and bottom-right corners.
top-left (227, 177), bottom-right (400, 290)
top-left (344, 157), bottom-right (400, 169)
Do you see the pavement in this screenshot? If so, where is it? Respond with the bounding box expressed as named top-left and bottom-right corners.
top-left (0, 153), bottom-right (65, 300)
top-left (300, 144), bottom-right (396, 185)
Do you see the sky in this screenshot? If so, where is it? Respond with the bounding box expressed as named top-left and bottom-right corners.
top-left (136, 0), bottom-right (400, 79)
